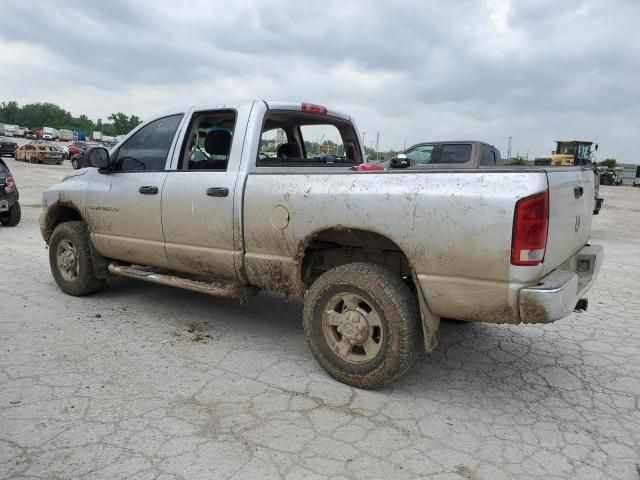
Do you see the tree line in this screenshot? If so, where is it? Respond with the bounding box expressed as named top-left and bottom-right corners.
top-left (0, 100), bottom-right (142, 136)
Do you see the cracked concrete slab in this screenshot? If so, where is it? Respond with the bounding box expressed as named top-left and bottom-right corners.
top-left (1, 162), bottom-right (639, 479)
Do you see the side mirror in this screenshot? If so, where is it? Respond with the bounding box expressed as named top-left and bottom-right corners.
top-left (594, 144), bottom-right (599, 151)
top-left (87, 147), bottom-right (110, 169)
top-left (390, 153), bottom-right (409, 169)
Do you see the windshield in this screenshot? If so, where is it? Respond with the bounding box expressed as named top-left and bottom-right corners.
top-left (556, 142), bottom-right (577, 155)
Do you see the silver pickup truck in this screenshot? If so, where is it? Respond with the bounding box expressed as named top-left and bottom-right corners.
top-left (40, 100), bottom-right (603, 388)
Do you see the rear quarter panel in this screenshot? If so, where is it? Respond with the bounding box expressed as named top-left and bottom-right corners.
top-left (243, 170), bottom-right (548, 322)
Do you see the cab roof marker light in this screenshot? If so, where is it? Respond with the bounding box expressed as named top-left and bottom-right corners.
top-left (301, 103), bottom-right (328, 115)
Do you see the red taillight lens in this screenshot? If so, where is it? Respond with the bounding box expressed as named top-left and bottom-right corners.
top-left (301, 103), bottom-right (328, 115)
top-left (5, 176), bottom-right (15, 187)
top-left (511, 191), bottom-right (549, 266)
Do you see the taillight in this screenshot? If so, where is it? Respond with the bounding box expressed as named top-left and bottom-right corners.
top-left (5, 176), bottom-right (15, 187)
top-left (511, 191), bottom-right (549, 266)
top-left (301, 103), bottom-right (328, 115)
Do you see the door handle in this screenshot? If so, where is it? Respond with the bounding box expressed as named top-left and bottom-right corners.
top-left (206, 187), bottom-right (229, 197)
top-left (139, 186), bottom-right (159, 195)
top-left (574, 186), bottom-right (584, 198)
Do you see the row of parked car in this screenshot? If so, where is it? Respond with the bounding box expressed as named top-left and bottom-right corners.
top-left (0, 137), bottom-right (106, 229)
top-left (0, 138), bottom-right (103, 169)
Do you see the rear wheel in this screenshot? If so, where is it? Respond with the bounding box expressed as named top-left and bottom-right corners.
top-left (49, 221), bottom-right (105, 296)
top-left (71, 157), bottom-right (79, 169)
top-left (303, 263), bottom-right (420, 389)
top-left (0, 202), bottom-right (21, 226)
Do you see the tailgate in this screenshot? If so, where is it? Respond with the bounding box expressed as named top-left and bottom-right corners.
top-left (543, 168), bottom-right (594, 274)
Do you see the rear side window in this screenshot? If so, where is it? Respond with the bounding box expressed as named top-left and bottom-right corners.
top-left (439, 144), bottom-right (471, 163)
top-left (113, 114), bottom-right (183, 171)
top-left (257, 112), bottom-right (361, 167)
top-left (178, 110), bottom-right (236, 171)
top-left (0, 161), bottom-right (9, 175)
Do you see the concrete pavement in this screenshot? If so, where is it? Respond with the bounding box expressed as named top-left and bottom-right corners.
top-left (1, 160), bottom-right (639, 479)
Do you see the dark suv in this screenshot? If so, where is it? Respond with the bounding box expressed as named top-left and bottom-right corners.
top-left (0, 158), bottom-right (21, 226)
top-left (0, 137), bottom-right (18, 157)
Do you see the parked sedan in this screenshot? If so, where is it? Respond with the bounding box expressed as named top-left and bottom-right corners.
top-left (68, 142), bottom-right (99, 169)
top-left (66, 141), bottom-right (87, 159)
top-left (15, 144), bottom-right (64, 165)
top-left (0, 138), bottom-right (18, 157)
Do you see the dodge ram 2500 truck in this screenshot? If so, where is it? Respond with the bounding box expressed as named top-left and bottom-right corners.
top-left (40, 100), bottom-right (603, 388)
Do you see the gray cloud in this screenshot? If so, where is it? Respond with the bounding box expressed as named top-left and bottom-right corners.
top-left (1, 0), bottom-right (639, 161)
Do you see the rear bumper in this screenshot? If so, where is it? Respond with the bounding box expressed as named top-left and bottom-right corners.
top-left (519, 244), bottom-right (603, 323)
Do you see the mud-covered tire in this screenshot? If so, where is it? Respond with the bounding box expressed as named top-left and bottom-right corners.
top-left (0, 202), bottom-right (21, 226)
top-left (303, 263), bottom-right (420, 389)
top-left (49, 221), bottom-right (105, 296)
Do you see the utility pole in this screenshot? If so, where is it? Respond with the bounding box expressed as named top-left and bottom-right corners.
top-left (362, 131), bottom-right (366, 148)
top-left (375, 131), bottom-right (380, 152)
top-left (507, 136), bottom-right (512, 162)
top-left (403, 140), bottom-right (406, 151)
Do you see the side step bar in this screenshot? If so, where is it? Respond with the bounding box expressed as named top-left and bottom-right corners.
top-left (108, 263), bottom-right (258, 302)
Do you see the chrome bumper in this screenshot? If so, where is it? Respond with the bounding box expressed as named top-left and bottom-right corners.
top-left (519, 244), bottom-right (603, 324)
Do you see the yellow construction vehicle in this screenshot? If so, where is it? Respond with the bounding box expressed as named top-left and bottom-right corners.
top-left (534, 140), bottom-right (603, 214)
top-left (551, 140), bottom-right (598, 166)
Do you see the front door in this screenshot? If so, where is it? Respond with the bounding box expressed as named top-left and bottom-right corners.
top-left (86, 114), bottom-right (184, 268)
top-left (161, 109), bottom-right (239, 280)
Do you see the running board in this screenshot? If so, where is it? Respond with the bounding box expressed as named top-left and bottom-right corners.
top-left (108, 264), bottom-right (258, 302)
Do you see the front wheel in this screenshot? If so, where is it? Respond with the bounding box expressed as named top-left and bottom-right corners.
top-left (0, 202), bottom-right (21, 226)
top-left (71, 157), bottom-right (79, 169)
top-left (49, 221), bottom-right (105, 296)
top-left (303, 263), bottom-right (420, 389)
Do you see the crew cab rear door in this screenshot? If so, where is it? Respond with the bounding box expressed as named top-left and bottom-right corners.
top-left (161, 106), bottom-right (248, 280)
top-left (543, 167), bottom-right (595, 274)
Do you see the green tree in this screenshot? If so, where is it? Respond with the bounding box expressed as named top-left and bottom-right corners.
top-left (509, 156), bottom-right (528, 165)
top-left (598, 158), bottom-right (616, 168)
top-left (0, 101), bottom-right (21, 123)
top-left (68, 114), bottom-right (95, 135)
top-left (108, 112), bottom-right (131, 135)
top-left (19, 102), bottom-right (72, 128)
top-left (129, 115), bottom-right (142, 130)
top-left (108, 112), bottom-right (142, 135)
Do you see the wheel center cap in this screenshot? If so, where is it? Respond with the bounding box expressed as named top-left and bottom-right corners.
top-left (62, 251), bottom-right (76, 271)
top-left (337, 310), bottom-right (369, 345)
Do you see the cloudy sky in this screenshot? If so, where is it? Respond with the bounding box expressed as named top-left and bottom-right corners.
top-left (2, 0), bottom-right (639, 162)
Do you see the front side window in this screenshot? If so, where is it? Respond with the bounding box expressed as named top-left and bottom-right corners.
top-left (577, 143), bottom-right (591, 159)
top-left (406, 145), bottom-right (435, 165)
top-left (113, 114), bottom-right (183, 171)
